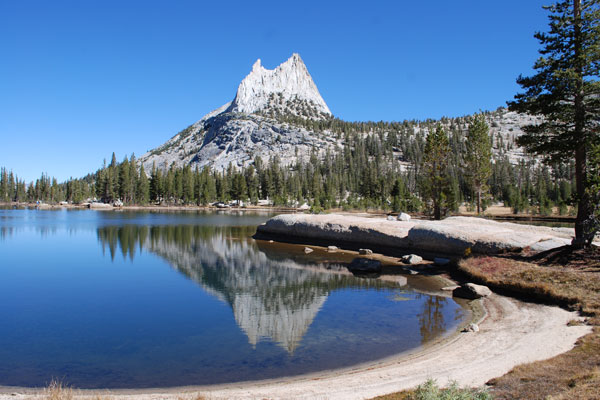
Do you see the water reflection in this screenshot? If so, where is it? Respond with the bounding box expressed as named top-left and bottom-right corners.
top-left (97, 225), bottom-right (413, 353)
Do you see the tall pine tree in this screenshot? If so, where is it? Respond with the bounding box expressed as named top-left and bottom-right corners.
top-left (509, 0), bottom-right (600, 246)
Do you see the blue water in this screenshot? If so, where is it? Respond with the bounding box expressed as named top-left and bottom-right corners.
top-left (0, 208), bottom-right (466, 388)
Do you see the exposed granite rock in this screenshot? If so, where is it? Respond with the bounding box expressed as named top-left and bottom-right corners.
top-left (257, 214), bottom-right (573, 255)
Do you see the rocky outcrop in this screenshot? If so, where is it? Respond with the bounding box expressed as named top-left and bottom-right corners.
top-left (227, 54), bottom-right (331, 117)
top-left (407, 216), bottom-right (572, 254)
top-left (257, 214), bottom-right (574, 255)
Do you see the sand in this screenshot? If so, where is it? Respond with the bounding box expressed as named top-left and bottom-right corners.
top-left (1, 294), bottom-right (590, 400)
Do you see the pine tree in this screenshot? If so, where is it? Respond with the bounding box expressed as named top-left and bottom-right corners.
top-left (508, 0), bottom-right (600, 246)
top-left (421, 124), bottom-right (453, 220)
top-left (137, 164), bottom-right (150, 205)
top-left (464, 114), bottom-right (492, 214)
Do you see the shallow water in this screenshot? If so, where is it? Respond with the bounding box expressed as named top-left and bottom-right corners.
top-left (0, 209), bottom-right (466, 388)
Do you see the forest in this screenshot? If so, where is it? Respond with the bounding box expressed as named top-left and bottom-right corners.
top-left (0, 111), bottom-right (576, 217)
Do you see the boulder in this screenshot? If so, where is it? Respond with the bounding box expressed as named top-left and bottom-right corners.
top-left (453, 283), bottom-right (492, 300)
top-left (347, 258), bottom-right (382, 274)
top-left (304, 247), bottom-right (314, 254)
top-left (402, 254), bottom-right (423, 264)
top-left (359, 248), bottom-right (373, 255)
top-left (327, 245), bottom-right (338, 252)
top-left (434, 257), bottom-right (450, 266)
top-left (398, 212), bottom-right (411, 222)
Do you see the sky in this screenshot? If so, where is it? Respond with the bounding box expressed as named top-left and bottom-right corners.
top-left (0, 0), bottom-right (550, 183)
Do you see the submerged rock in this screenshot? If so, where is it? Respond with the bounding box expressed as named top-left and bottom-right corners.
top-left (347, 258), bottom-right (382, 274)
top-left (434, 257), bottom-right (450, 266)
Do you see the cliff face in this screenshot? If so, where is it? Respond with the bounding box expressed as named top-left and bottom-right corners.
top-left (227, 53), bottom-right (331, 117)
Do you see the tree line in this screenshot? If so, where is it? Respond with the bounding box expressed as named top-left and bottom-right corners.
top-left (0, 113), bottom-right (577, 220)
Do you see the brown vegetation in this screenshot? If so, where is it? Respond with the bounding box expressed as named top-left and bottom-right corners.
top-left (457, 254), bottom-right (600, 399)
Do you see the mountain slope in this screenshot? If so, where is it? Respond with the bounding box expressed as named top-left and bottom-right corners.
top-left (140, 54), bottom-right (337, 172)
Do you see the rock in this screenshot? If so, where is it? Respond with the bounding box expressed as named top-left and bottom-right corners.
top-left (462, 323), bottom-right (479, 333)
top-left (402, 254), bottom-right (423, 264)
top-left (434, 257), bottom-right (450, 266)
top-left (441, 285), bottom-right (460, 291)
top-left (398, 212), bottom-right (411, 222)
top-left (347, 258), bottom-right (382, 274)
top-left (256, 214), bottom-right (574, 256)
top-left (387, 215), bottom-right (396, 221)
top-left (407, 216), bottom-right (573, 255)
top-left (404, 268), bottom-right (419, 275)
top-left (304, 247), bottom-right (314, 254)
top-left (453, 283), bottom-right (492, 300)
top-left (327, 245), bottom-right (338, 252)
top-left (359, 248), bottom-right (373, 255)
top-left (269, 240), bottom-right (274, 243)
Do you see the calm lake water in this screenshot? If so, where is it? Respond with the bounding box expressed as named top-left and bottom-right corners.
top-left (0, 208), bottom-right (466, 389)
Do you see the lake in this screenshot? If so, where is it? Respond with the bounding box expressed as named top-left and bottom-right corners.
top-left (0, 208), bottom-right (466, 389)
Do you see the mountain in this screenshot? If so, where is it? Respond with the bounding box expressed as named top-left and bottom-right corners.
top-left (140, 53), bottom-right (338, 172)
top-left (139, 53), bottom-right (539, 175)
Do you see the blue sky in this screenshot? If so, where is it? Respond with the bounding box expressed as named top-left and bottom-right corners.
top-left (0, 0), bottom-right (549, 182)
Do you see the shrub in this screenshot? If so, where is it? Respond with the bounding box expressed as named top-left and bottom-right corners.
top-left (411, 379), bottom-right (492, 400)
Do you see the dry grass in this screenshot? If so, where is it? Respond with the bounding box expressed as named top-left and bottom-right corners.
top-left (44, 380), bottom-right (73, 400)
top-left (458, 256), bottom-right (600, 324)
top-left (457, 256), bottom-right (600, 399)
top-left (39, 380), bottom-right (207, 400)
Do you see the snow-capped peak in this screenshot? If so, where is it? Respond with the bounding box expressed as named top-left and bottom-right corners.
top-left (227, 53), bottom-right (331, 117)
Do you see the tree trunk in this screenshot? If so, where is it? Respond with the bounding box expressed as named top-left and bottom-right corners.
top-left (572, 0), bottom-right (590, 248)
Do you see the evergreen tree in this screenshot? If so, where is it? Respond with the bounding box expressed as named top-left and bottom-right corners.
top-left (508, 0), bottom-right (600, 246)
top-left (137, 164), bottom-right (150, 205)
top-left (464, 114), bottom-right (492, 214)
top-left (421, 124), bottom-right (454, 220)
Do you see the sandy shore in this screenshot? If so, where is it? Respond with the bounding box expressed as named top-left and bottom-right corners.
top-left (1, 293), bottom-right (590, 400)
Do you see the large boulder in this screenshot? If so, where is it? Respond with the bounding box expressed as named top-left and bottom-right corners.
top-left (347, 258), bottom-right (382, 275)
top-left (453, 283), bottom-right (492, 300)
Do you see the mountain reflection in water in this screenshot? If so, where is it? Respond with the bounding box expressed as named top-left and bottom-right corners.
top-left (97, 224), bottom-right (455, 352)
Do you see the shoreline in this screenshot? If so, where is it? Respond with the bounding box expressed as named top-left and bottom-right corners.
top-left (0, 293), bottom-right (589, 399)
top-left (0, 201), bottom-right (577, 224)
top-left (0, 210), bottom-right (592, 399)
